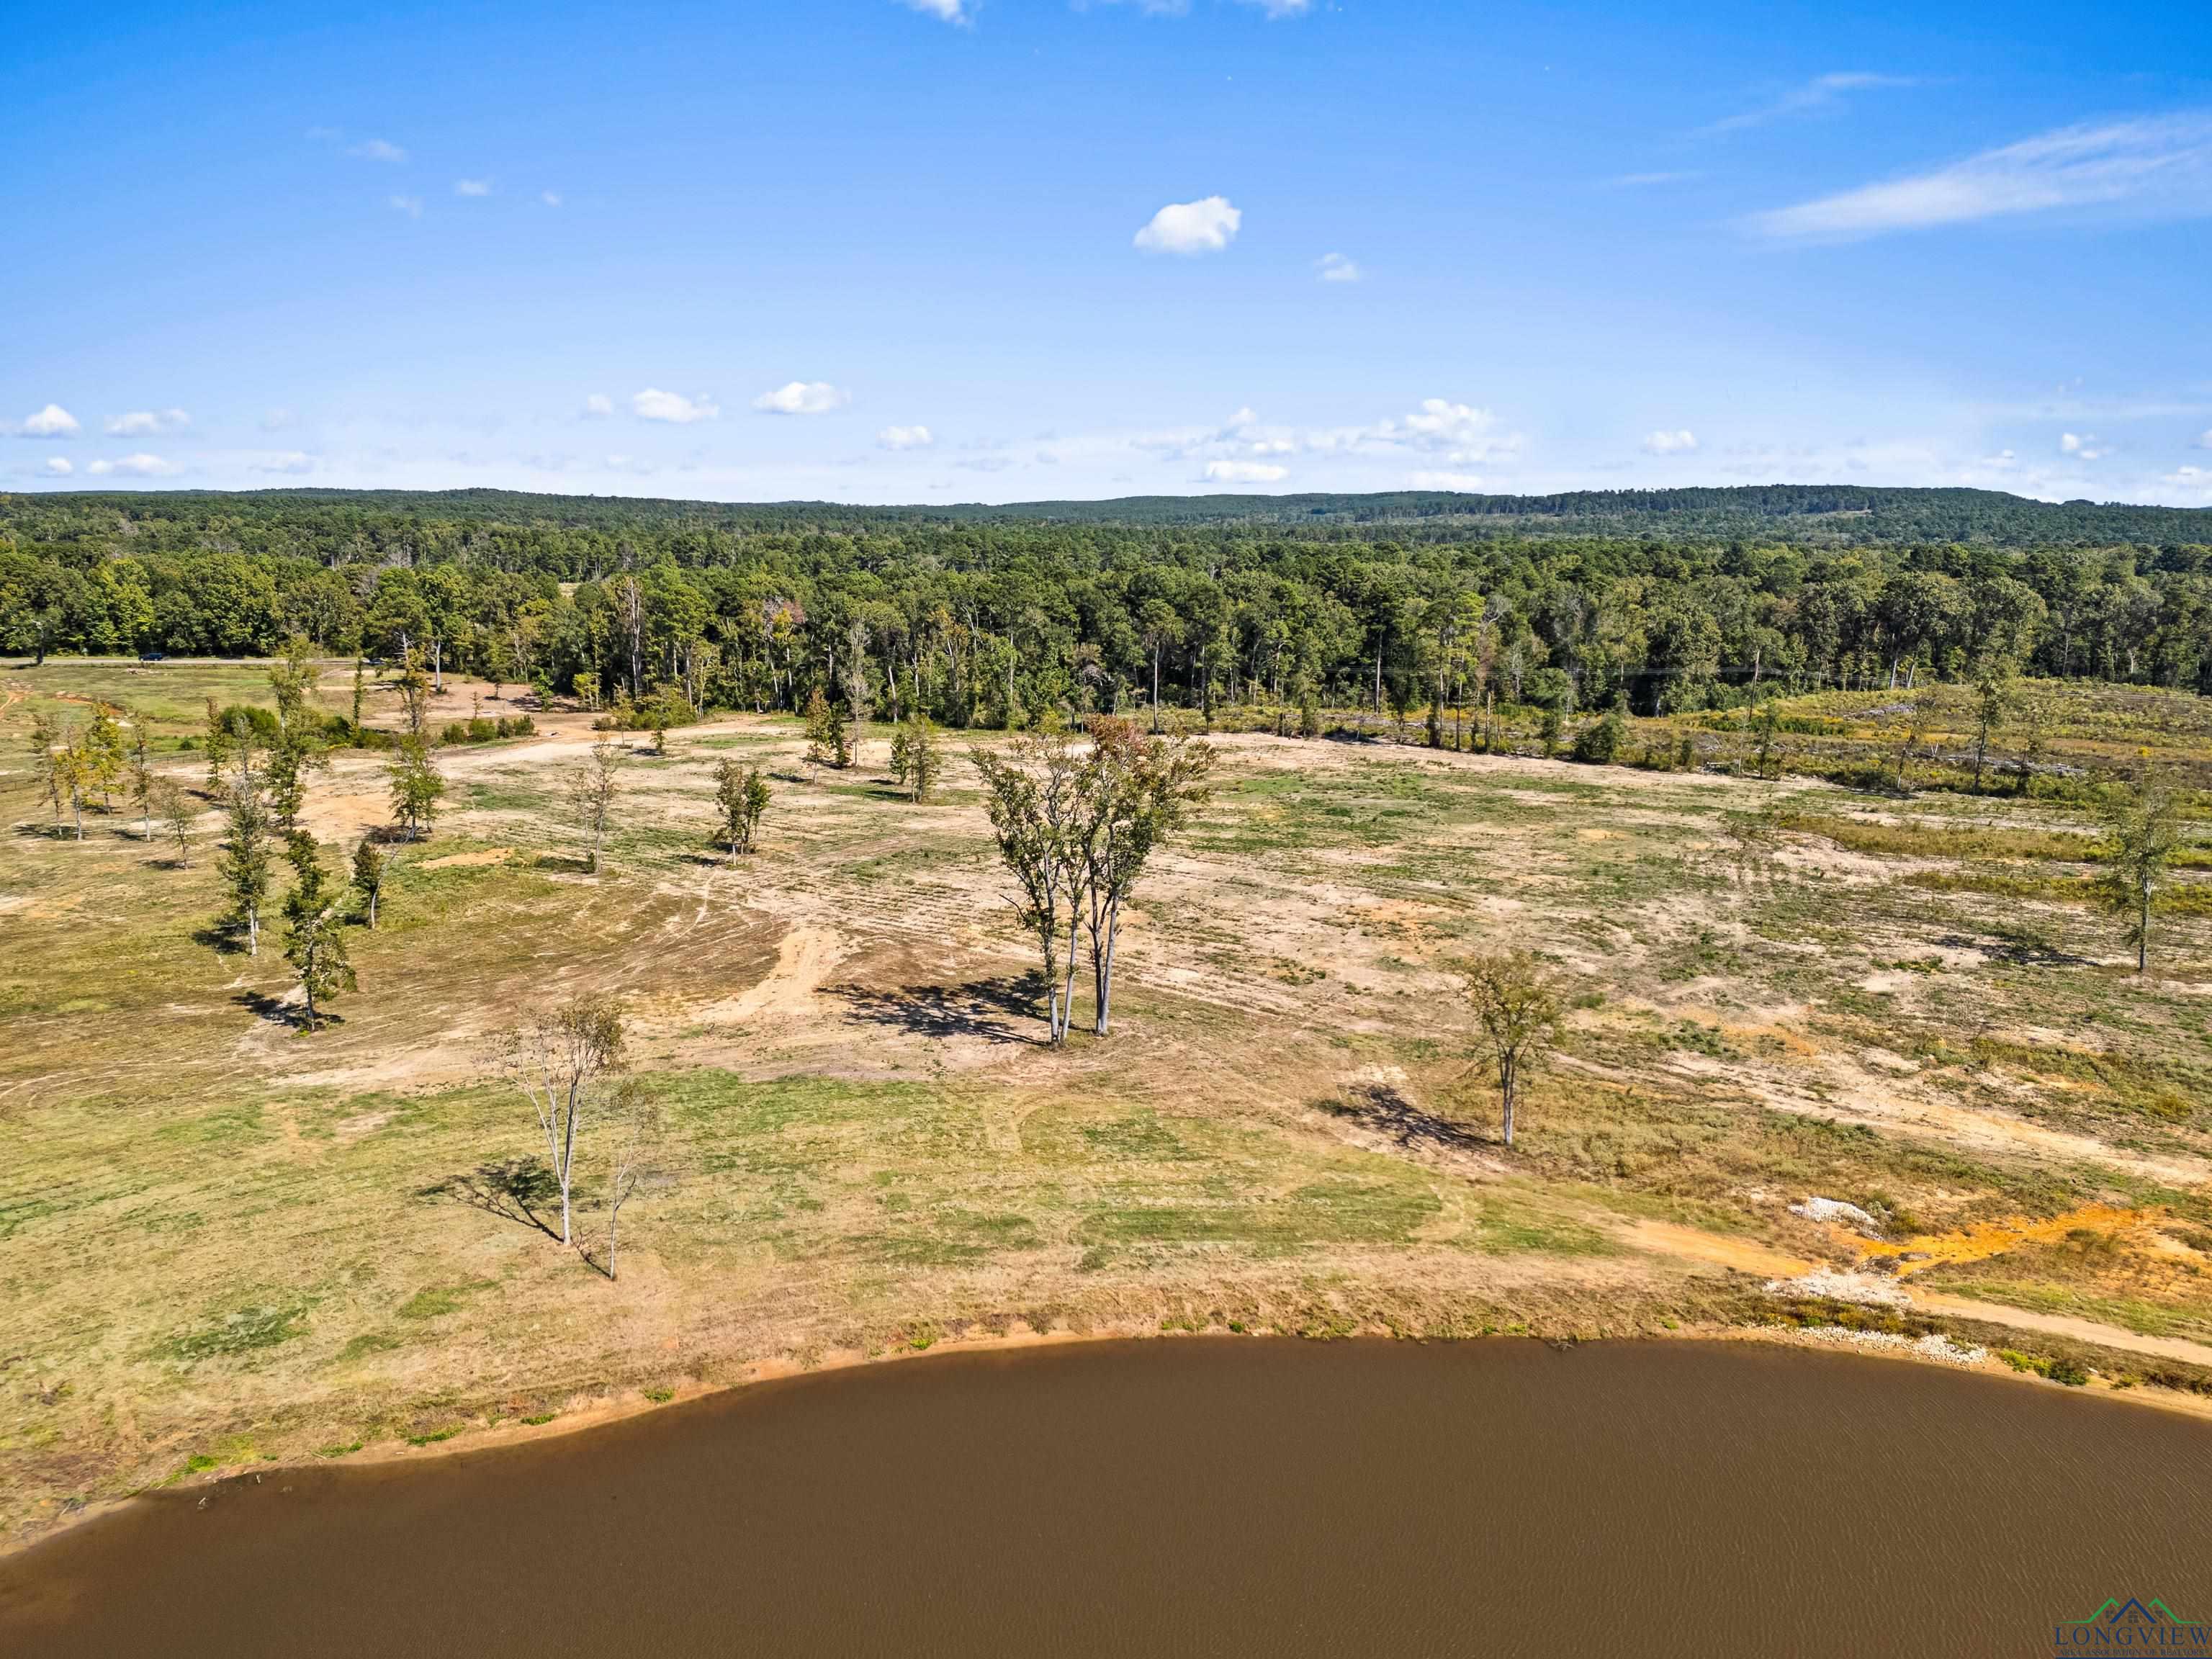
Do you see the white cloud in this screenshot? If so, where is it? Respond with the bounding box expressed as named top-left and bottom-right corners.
top-left (1712, 71), bottom-right (1919, 134)
top-left (17, 404), bottom-right (81, 438)
top-left (1239, 0), bottom-right (1310, 14)
top-left (104, 408), bottom-right (190, 436)
top-left (260, 408), bottom-right (295, 431)
top-left (1408, 470), bottom-right (1485, 491)
top-left (541, 190), bottom-right (563, 207)
top-left (897, 0), bottom-right (968, 21)
top-left (1316, 251), bottom-right (1361, 283)
top-left (1642, 428), bottom-right (1699, 455)
top-left (752, 381), bottom-right (850, 415)
top-left (2197, 428), bottom-right (2212, 449)
top-left (86, 453), bottom-right (178, 477)
top-left (584, 394), bottom-right (614, 418)
top-left (2060, 431), bottom-right (2105, 460)
top-left (633, 388), bottom-right (721, 423)
top-left (1611, 171), bottom-right (1699, 188)
top-left (1134, 195), bottom-right (1241, 255)
top-left (247, 452), bottom-right (314, 475)
top-left (2165, 465), bottom-right (2212, 498)
top-left (878, 424), bottom-right (934, 450)
top-left (1203, 459), bottom-right (1287, 483)
top-left (389, 194), bottom-right (423, 218)
top-left (348, 138), bottom-right (407, 162)
top-left (1388, 398), bottom-right (1519, 463)
top-left (454, 178), bottom-right (492, 197)
top-left (1753, 111), bottom-right (2212, 241)
top-left (42, 457), bottom-right (73, 477)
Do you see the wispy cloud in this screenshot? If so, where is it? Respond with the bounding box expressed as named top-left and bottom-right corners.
top-left (1753, 111), bottom-right (2212, 241)
top-left (634, 388), bottom-right (720, 423)
top-left (454, 178), bottom-right (492, 197)
top-left (2060, 431), bottom-right (2105, 460)
top-left (348, 137), bottom-right (408, 162)
top-left (42, 457), bottom-right (73, 477)
top-left (753, 382), bottom-right (849, 415)
top-left (878, 424), bottom-right (934, 450)
top-left (104, 408), bottom-right (190, 436)
top-left (896, 0), bottom-right (969, 22)
top-left (1642, 428), bottom-right (1699, 455)
top-left (1609, 171), bottom-right (1699, 189)
top-left (1712, 71), bottom-right (1919, 134)
top-left (86, 453), bottom-right (179, 477)
top-left (584, 394), bottom-right (614, 418)
top-left (1203, 459), bottom-right (1287, 484)
top-left (1316, 251), bottom-right (1361, 283)
top-left (541, 190), bottom-right (563, 207)
top-left (1135, 195), bottom-right (1241, 255)
top-left (388, 194), bottom-right (423, 218)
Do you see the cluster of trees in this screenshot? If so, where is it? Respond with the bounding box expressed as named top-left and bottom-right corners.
top-left (972, 720), bottom-right (1215, 1045)
top-left (6, 492), bottom-right (2212, 741)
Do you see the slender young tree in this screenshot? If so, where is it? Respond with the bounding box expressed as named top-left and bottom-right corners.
top-left (888, 711), bottom-right (943, 802)
top-left (156, 778), bottom-right (196, 867)
top-left (26, 710), bottom-right (64, 829)
top-left (53, 736), bottom-right (91, 840)
top-left (81, 704), bottom-right (126, 811)
top-left (569, 739), bottom-right (622, 872)
top-left (1072, 720), bottom-right (1215, 1036)
top-left (387, 734), bottom-right (444, 841)
top-left (127, 714), bottom-right (156, 840)
top-left (1970, 660), bottom-right (2012, 793)
top-left (282, 832), bottom-right (356, 1031)
top-left (804, 685), bottom-right (851, 770)
top-left (971, 734), bottom-right (1085, 1044)
top-left (2096, 777), bottom-right (2182, 975)
top-left (711, 757), bottom-right (770, 858)
top-left (1462, 952), bottom-right (1563, 1148)
top-left (601, 1081), bottom-right (662, 1282)
top-left (499, 994), bottom-right (626, 1250)
top-left (351, 838), bottom-right (390, 927)
top-left (218, 777), bottom-right (275, 955)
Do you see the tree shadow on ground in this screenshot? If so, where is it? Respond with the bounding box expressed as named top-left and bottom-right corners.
top-left (1937, 929), bottom-right (2093, 968)
top-left (829, 976), bottom-right (1040, 1045)
top-left (1319, 1082), bottom-right (1488, 1151)
top-left (533, 851), bottom-right (593, 873)
top-left (418, 1157), bottom-right (562, 1241)
top-left (231, 988), bottom-right (334, 1030)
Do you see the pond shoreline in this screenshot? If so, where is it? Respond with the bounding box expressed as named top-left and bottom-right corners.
top-left (11, 1315), bottom-right (2210, 1568)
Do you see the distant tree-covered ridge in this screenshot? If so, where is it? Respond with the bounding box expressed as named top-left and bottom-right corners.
top-left (4, 484), bottom-right (2212, 718)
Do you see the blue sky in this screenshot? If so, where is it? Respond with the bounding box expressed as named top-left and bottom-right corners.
top-left (5, 0), bottom-right (2209, 505)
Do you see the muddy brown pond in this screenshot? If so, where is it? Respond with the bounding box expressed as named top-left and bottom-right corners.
top-left (4, 1339), bottom-right (2210, 1657)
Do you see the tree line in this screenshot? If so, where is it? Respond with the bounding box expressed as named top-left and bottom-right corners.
top-left (9, 495), bottom-right (2212, 732)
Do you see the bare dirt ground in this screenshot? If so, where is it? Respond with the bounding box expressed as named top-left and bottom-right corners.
top-left (4, 664), bottom-right (2212, 1552)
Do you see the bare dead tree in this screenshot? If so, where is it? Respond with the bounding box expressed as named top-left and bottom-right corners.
top-left (568, 739), bottom-right (623, 873)
top-left (498, 994), bottom-right (626, 1249)
top-left (601, 1081), bottom-right (663, 1281)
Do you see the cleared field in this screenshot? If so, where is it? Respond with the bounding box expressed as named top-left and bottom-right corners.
top-left (5, 662), bottom-right (2212, 1547)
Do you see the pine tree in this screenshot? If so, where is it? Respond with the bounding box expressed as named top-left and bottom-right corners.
top-left (711, 757), bottom-right (770, 857)
top-left (888, 711), bottom-right (943, 802)
top-left (283, 832), bottom-right (356, 1030)
top-left (218, 779), bottom-right (275, 954)
top-left (351, 839), bottom-right (389, 927)
top-left (803, 686), bottom-right (850, 770)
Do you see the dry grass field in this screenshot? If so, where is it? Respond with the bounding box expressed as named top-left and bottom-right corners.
top-left (6, 659), bottom-right (2212, 1548)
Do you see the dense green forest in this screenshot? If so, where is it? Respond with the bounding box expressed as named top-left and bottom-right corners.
top-left (6, 485), bottom-right (2212, 721)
